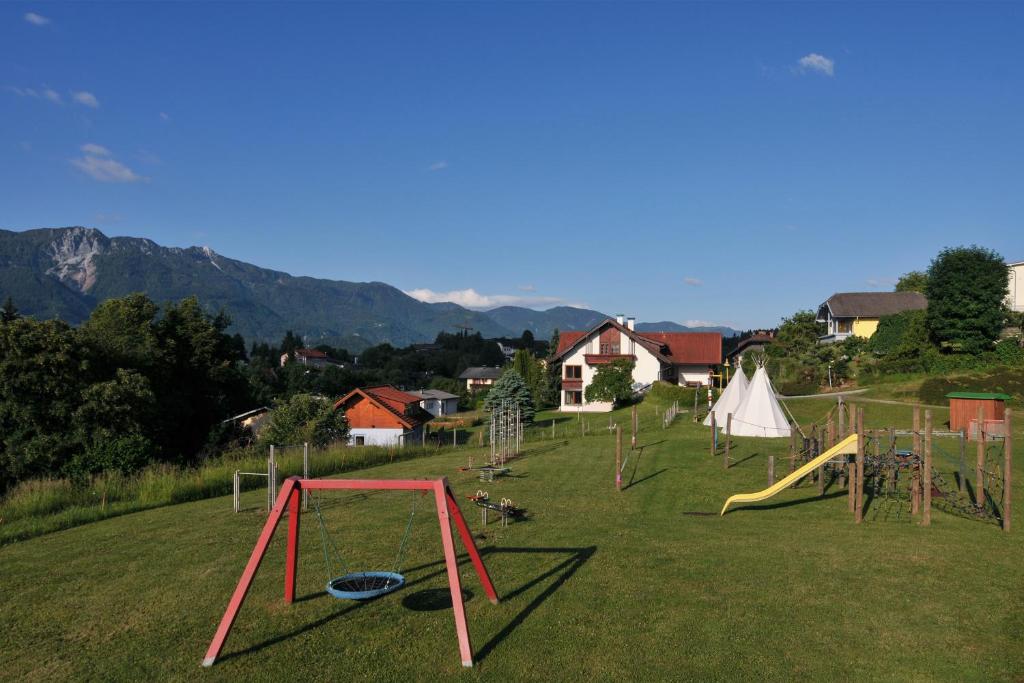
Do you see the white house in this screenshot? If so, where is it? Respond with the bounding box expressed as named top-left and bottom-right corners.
top-left (406, 389), bottom-right (460, 417)
top-left (552, 316), bottom-right (722, 412)
top-left (280, 348), bottom-right (345, 368)
top-left (1008, 261), bottom-right (1024, 313)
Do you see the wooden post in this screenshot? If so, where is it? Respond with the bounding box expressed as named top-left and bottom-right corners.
top-left (710, 411), bottom-right (716, 457)
top-left (912, 406), bottom-right (921, 456)
top-left (837, 399), bottom-right (845, 438)
top-left (724, 413), bottom-right (732, 470)
top-left (827, 419), bottom-right (836, 450)
top-left (977, 404), bottom-right (986, 509)
top-left (631, 404), bottom-right (638, 449)
top-left (959, 428), bottom-right (967, 495)
top-left (615, 425), bottom-right (622, 491)
top-left (1004, 409), bottom-right (1012, 532)
top-left (923, 409), bottom-right (932, 526)
top-left (768, 455), bottom-right (775, 486)
top-left (855, 408), bottom-right (864, 523)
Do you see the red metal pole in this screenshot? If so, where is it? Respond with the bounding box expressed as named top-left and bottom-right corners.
top-left (284, 483), bottom-right (302, 603)
top-left (444, 483), bottom-right (499, 604)
top-left (203, 477), bottom-right (299, 667)
top-left (433, 480), bottom-right (475, 667)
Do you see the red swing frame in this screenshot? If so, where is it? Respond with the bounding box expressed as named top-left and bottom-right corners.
top-left (202, 476), bottom-right (499, 668)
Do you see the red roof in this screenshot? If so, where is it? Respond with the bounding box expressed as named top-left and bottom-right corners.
top-left (333, 385), bottom-right (431, 429)
top-left (636, 332), bottom-right (721, 365)
top-left (295, 348), bottom-right (328, 358)
top-left (554, 319), bottom-right (721, 365)
top-left (555, 331), bottom-right (586, 356)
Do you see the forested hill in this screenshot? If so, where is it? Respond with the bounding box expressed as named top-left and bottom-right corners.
top-left (0, 227), bottom-right (739, 349)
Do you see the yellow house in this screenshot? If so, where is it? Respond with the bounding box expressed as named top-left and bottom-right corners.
top-left (816, 292), bottom-right (928, 343)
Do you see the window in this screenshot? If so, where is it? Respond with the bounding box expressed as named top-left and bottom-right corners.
top-left (565, 365), bottom-right (582, 379)
top-left (565, 390), bottom-right (583, 405)
top-left (355, 435), bottom-right (365, 446)
top-left (599, 342), bottom-right (621, 354)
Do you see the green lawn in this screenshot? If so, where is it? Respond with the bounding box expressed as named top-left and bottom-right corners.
top-left (2, 392), bottom-right (1021, 681)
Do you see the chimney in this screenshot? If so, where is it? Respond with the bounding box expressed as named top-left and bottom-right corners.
top-left (616, 314), bottom-right (625, 325)
top-left (627, 316), bottom-right (635, 331)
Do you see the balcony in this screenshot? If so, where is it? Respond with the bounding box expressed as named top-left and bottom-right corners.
top-left (562, 378), bottom-right (583, 390)
top-left (584, 353), bottom-right (636, 365)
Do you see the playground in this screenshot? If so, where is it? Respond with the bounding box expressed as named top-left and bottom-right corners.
top-left (2, 389), bottom-right (1022, 681)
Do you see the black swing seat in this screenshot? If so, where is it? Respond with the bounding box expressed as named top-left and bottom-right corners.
top-left (326, 571), bottom-right (405, 600)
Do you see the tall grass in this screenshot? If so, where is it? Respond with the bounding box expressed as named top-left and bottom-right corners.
top-left (0, 441), bottom-right (460, 546)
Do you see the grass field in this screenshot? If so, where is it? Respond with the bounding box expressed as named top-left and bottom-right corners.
top-left (2, 390), bottom-right (1021, 681)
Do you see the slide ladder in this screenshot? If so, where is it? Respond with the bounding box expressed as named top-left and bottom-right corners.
top-left (720, 433), bottom-right (859, 515)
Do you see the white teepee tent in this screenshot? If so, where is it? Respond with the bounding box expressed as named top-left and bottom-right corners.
top-left (703, 366), bottom-right (748, 427)
top-left (728, 364), bottom-right (791, 438)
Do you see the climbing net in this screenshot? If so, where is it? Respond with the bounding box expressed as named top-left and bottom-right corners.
top-left (489, 399), bottom-right (522, 467)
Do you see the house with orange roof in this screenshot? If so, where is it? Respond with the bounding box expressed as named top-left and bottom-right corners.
top-left (333, 385), bottom-right (434, 446)
top-left (552, 315), bottom-right (721, 412)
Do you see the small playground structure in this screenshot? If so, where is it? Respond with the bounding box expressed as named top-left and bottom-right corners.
top-left (489, 399), bottom-right (522, 466)
top-left (204, 476), bottom-right (499, 669)
top-left (468, 490), bottom-right (525, 527)
top-left (720, 402), bottom-right (1013, 532)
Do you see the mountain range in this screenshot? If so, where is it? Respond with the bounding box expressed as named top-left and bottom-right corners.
top-left (0, 227), bottom-right (739, 350)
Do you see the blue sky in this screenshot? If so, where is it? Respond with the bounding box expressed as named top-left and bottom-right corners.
top-left (2, 2), bottom-right (1022, 330)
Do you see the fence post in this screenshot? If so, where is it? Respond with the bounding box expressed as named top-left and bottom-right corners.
top-left (615, 425), bottom-right (622, 491)
top-left (977, 404), bottom-right (986, 509)
top-left (233, 471), bottom-right (240, 513)
top-left (959, 428), bottom-right (967, 495)
top-left (302, 443), bottom-right (309, 511)
top-left (724, 413), bottom-right (732, 470)
top-left (1004, 409), bottom-right (1012, 533)
top-left (855, 408), bottom-right (864, 523)
top-left (268, 445), bottom-right (276, 511)
top-left (923, 410), bottom-right (932, 526)
top-left (710, 411), bottom-right (716, 457)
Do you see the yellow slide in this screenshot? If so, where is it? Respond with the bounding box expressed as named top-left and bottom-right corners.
top-left (720, 433), bottom-right (859, 515)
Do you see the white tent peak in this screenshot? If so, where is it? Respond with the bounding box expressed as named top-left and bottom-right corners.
top-left (703, 366), bottom-right (748, 427)
top-left (728, 365), bottom-right (791, 438)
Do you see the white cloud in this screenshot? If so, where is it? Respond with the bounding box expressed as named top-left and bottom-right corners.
top-left (684, 319), bottom-right (731, 329)
top-left (159, 112), bottom-right (170, 121)
top-left (428, 160), bottom-right (448, 171)
top-left (8, 86), bottom-right (61, 103)
top-left (80, 143), bottom-right (111, 156)
top-left (71, 145), bottom-right (146, 183)
top-left (797, 53), bottom-right (835, 77)
top-left (72, 91), bottom-right (99, 108)
top-left (683, 277), bottom-right (703, 287)
top-left (24, 12), bottom-right (50, 26)
top-left (404, 287), bottom-right (575, 310)
top-left (517, 284), bottom-right (536, 292)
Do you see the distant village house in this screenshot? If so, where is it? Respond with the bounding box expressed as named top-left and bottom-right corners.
top-left (552, 315), bottom-right (722, 412)
top-left (280, 348), bottom-right (345, 368)
top-left (406, 389), bottom-right (460, 417)
top-left (459, 367), bottom-right (503, 393)
top-left (1008, 260), bottom-right (1024, 313)
top-left (815, 292), bottom-right (928, 343)
top-left (333, 386), bottom-right (433, 446)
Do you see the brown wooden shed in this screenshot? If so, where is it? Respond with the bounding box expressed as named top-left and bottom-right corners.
top-left (946, 392), bottom-right (1009, 433)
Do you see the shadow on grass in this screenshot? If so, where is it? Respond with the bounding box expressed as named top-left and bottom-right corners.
top-left (218, 545), bottom-right (595, 665)
top-left (728, 490), bottom-right (847, 513)
top-left (474, 545), bottom-right (597, 663)
top-left (623, 468), bottom-right (668, 491)
top-left (728, 451), bottom-right (762, 468)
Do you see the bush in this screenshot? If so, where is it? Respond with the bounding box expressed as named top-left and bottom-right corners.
top-left (66, 434), bottom-right (153, 482)
top-left (263, 394), bottom-right (349, 446)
